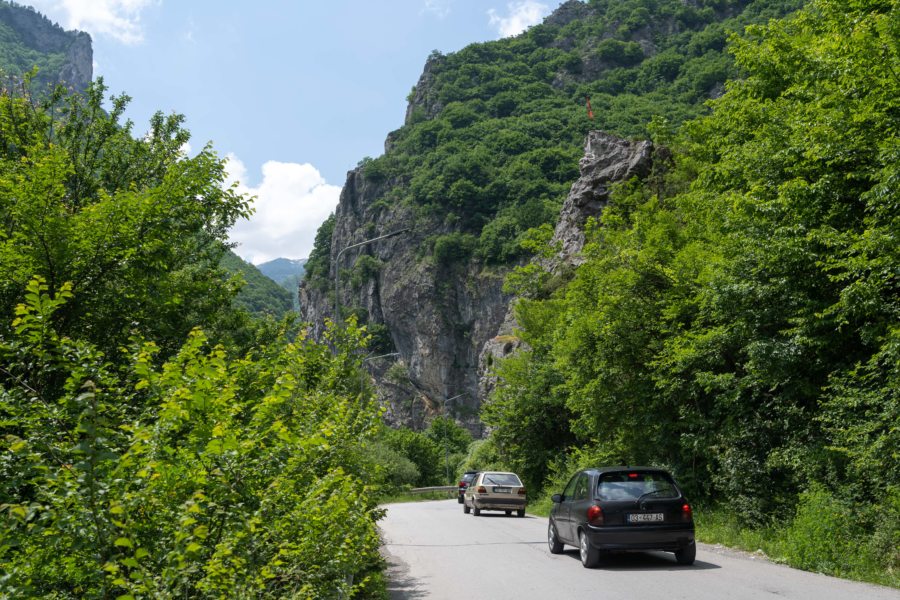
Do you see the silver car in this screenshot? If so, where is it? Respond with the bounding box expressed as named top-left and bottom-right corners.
top-left (463, 471), bottom-right (527, 517)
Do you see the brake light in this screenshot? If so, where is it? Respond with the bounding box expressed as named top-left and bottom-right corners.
top-left (586, 505), bottom-right (604, 526)
top-left (477, 486), bottom-right (487, 493)
top-left (517, 487), bottom-right (526, 495)
top-left (628, 473), bottom-right (639, 479)
top-left (682, 503), bottom-right (692, 522)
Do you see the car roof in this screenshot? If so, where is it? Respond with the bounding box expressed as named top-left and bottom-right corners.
top-left (582, 466), bottom-right (672, 475)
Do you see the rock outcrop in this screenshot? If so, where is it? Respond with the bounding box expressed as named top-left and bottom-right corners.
top-left (550, 131), bottom-right (654, 267)
top-left (299, 129), bottom-right (659, 435)
top-left (0, 2), bottom-right (93, 92)
top-left (477, 131), bottom-right (657, 401)
top-left (298, 167), bottom-right (511, 434)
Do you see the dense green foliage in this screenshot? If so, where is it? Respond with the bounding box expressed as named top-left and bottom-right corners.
top-left (0, 22), bottom-right (65, 90)
top-left (376, 416), bottom-right (473, 488)
top-left (0, 83), bottom-right (388, 597)
top-left (485, 0), bottom-right (898, 583)
top-left (0, 81), bottom-right (254, 360)
top-left (219, 250), bottom-right (294, 317)
top-left (303, 0), bottom-right (803, 293)
top-left (0, 281), bottom-right (384, 597)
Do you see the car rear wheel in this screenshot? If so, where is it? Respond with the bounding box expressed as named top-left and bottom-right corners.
top-left (463, 501), bottom-right (470, 514)
top-left (547, 521), bottom-right (564, 554)
top-left (517, 509), bottom-right (525, 518)
top-left (675, 541), bottom-right (696, 565)
top-left (579, 531), bottom-right (600, 568)
top-left (473, 506), bottom-right (481, 516)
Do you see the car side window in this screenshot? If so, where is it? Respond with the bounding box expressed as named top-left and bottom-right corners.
top-left (562, 474), bottom-right (580, 500)
top-left (574, 475), bottom-right (588, 501)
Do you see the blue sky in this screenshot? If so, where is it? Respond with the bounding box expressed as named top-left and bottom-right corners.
top-left (24, 1), bottom-right (558, 263)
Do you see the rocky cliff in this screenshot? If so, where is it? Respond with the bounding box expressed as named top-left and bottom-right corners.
top-left (298, 0), bottom-right (800, 434)
top-left (0, 1), bottom-right (92, 92)
top-left (299, 130), bottom-right (659, 434)
top-left (299, 165), bottom-right (511, 432)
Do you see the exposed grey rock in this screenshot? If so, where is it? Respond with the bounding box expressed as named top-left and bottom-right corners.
top-left (0, 3), bottom-right (93, 92)
top-left (543, 0), bottom-right (592, 27)
top-left (298, 163), bottom-right (512, 436)
top-left (477, 131), bottom-right (657, 401)
top-left (550, 131), bottom-right (653, 267)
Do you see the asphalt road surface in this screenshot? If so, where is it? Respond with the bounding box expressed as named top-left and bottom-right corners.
top-left (380, 499), bottom-right (899, 600)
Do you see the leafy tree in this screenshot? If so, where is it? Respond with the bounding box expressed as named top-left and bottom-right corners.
top-left (0, 80), bottom-right (251, 360)
top-left (0, 279), bottom-right (384, 598)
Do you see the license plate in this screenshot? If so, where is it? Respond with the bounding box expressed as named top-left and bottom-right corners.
top-left (628, 513), bottom-right (664, 523)
top-left (492, 487), bottom-right (511, 493)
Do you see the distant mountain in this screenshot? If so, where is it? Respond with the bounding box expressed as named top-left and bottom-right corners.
top-left (257, 258), bottom-right (307, 287)
top-left (0, 1), bottom-right (92, 92)
top-left (220, 250), bottom-right (294, 317)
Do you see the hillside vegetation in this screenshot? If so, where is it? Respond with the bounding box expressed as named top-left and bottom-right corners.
top-left (220, 251), bottom-right (294, 317)
top-left (484, 0), bottom-right (899, 585)
top-left (305, 0), bottom-right (803, 287)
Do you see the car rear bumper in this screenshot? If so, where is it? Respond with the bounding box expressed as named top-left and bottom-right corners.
top-left (584, 523), bottom-right (694, 551)
top-left (472, 497), bottom-right (527, 510)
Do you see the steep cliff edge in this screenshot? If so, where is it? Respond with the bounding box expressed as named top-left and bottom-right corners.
top-left (0, 1), bottom-right (92, 92)
top-left (299, 0), bottom-right (803, 433)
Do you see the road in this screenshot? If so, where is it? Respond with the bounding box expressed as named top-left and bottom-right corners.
top-left (379, 499), bottom-right (899, 600)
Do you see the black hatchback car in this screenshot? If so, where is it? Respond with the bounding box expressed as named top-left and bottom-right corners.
top-left (548, 467), bottom-right (695, 567)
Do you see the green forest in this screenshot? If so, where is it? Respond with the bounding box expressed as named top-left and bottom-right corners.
top-left (481, 0), bottom-right (899, 586)
top-left (0, 0), bottom-right (897, 596)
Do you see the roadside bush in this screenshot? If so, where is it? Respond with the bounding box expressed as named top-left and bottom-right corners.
top-left (0, 278), bottom-right (383, 599)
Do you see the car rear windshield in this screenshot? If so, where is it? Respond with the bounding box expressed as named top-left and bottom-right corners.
top-left (462, 473), bottom-right (476, 483)
top-left (596, 472), bottom-right (678, 501)
top-left (481, 473), bottom-right (522, 486)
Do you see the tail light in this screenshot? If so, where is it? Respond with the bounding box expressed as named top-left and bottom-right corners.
top-left (517, 487), bottom-right (526, 495)
top-left (477, 486), bottom-right (487, 494)
top-left (682, 503), bottom-right (693, 522)
top-left (587, 505), bottom-right (604, 526)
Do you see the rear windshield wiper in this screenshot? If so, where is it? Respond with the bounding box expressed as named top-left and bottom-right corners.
top-left (635, 489), bottom-right (674, 506)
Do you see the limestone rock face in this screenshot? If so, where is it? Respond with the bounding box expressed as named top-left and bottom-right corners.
top-left (550, 131), bottom-right (654, 267)
top-left (298, 164), bottom-right (512, 435)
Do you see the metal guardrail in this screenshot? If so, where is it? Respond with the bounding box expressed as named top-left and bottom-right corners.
top-left (408, 486), bottom-right (457, 494)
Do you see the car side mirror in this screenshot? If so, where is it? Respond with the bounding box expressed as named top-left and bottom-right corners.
top-left (551, 494), bottom-right (562, 503)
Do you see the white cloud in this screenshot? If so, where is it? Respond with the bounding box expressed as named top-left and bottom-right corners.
top-left (487, 1), bottom-right (549, 38)
top-left (26, 0), bottom-right (156, 45)
top-left (423, 0), bottom-right (452, 18)
top-left (226, 155), bottom-right (341, 265)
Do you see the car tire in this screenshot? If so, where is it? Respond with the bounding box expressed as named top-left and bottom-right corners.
top-left (675, 541), bottom-right (696, 566)
top-left (473, 506), bottom-right (481, 516)
top-left (505, 510), bottom-right (511, 516)
top-left (548, 521), bottom-right (564, 554)
top-left (517, 509), bottom-right (525, 518)
top-left (463, 501), bottom-right (470, 514)
top-left (579, 530), bottom-right (600, 568)
top-left (458, 495), bottom-right (464, 504)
